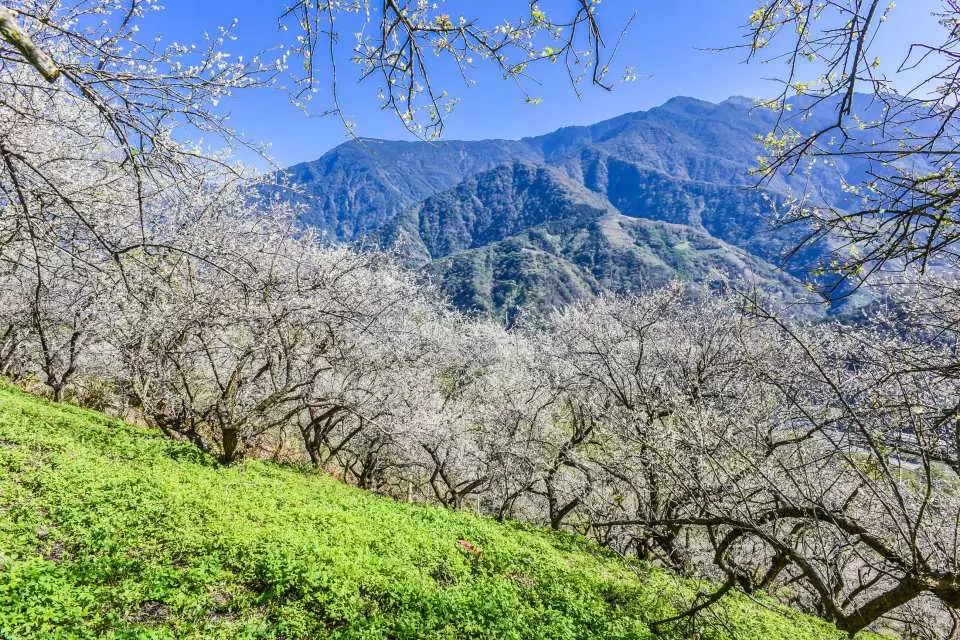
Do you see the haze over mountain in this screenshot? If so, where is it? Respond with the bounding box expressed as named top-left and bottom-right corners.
top-left (275, 95), bottom-right (866, 318)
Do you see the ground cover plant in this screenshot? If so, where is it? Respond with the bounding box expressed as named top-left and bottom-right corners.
top-left (0, 382), bottom-right (880, 640)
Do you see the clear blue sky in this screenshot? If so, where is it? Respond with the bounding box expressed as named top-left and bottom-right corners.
top-left (144, 1), bottom-right (943, 168)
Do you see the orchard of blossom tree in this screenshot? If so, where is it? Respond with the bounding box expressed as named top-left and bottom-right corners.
top-left (2, 1), bottom-right (960, 638)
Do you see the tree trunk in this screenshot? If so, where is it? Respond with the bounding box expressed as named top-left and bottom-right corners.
top-left (221, 427), bottom-right (239, 464)
top-left (836, 578), bottom-right (922, 636)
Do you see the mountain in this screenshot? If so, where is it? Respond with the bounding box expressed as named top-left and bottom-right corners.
top-left (281, 138), bottom-right (541, 240)
top-left (381, 161), bottom-right (808, 318)
top-left (383, 162), bottom-right (614, 264)
top-left (274, 95), bottom-right (868, 317)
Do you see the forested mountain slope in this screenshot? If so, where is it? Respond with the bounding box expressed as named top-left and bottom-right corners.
top-left (277, 95), bottom-right (870, 317)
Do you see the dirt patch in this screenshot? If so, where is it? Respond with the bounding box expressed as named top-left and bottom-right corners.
top-left (506, 570), bottom-right (535, 589)
top-left (41, 540), bottom-right (65, 562)
top-left (125, 600), bottom-right (171, 625)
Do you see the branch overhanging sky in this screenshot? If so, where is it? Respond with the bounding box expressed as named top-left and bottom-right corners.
top-left (142, 0), bottom-right (944, 168)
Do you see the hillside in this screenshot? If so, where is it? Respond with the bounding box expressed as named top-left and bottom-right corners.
top-left (0, 383), bottom-right (879, 640)
top-left (421, 212), bottom-right (808, 319)
top-left (274, 95), bottom-right (874, 318)
top-left (280, 138), bottom-right (541, 240)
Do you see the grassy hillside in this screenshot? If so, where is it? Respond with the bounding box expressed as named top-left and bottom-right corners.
top-left (0, 383), bottom-right (876, 639)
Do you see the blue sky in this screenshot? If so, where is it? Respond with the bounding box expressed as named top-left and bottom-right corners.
top-left (144, 1), bottom-right (944, 168)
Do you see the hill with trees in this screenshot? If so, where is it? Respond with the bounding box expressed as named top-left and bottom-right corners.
top-left (3, 1), bottom-right (960, 637)
top-left (0, 382), bottom-right (881, 640)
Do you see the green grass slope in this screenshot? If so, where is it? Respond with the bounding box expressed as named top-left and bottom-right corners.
top-left (0, 384), bottom-right (877, 639)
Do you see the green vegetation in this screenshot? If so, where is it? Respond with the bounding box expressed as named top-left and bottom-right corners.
top-left (0, 383), bottom-right (876, 639)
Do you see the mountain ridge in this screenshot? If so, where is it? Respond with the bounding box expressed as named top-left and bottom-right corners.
top-left (274, 94), bottom-right (868, 317)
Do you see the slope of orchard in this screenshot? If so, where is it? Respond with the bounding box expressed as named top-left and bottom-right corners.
top-left (0, 383), bottom-right (881, 640)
